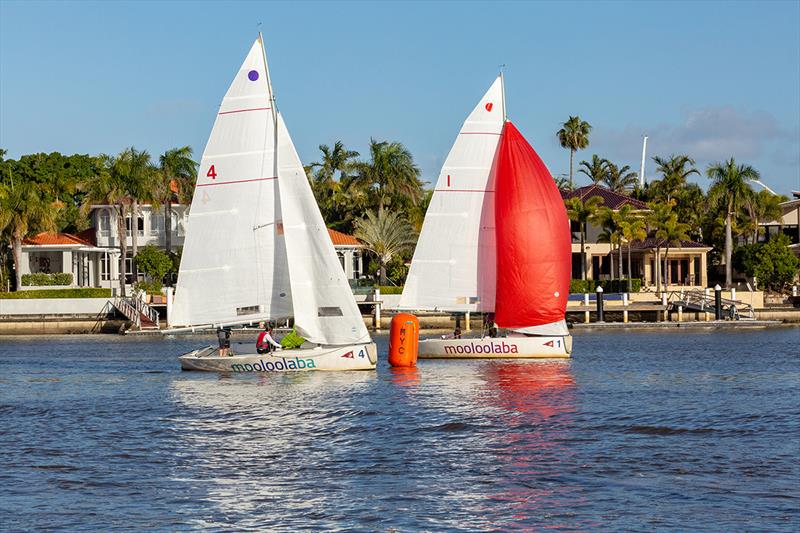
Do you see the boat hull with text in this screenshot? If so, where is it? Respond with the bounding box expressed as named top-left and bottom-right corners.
top-left (179, 343), bottom-right (378, 372)
top-left (417, 335), bottom-right (571, 359)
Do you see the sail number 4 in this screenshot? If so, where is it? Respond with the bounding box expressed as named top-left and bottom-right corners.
top-left (207, 165), bottom-right (217, 179)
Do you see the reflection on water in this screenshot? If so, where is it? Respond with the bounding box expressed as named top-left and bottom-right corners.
top-left (0, 328), bottom-right (798, 531)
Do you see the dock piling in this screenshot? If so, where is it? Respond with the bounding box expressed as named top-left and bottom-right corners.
top-left (714, 285), bottom-right (722, 320)
top-left (623, 292), bottom-right (629, 323)
top-left (596, 286), bottom-right (604, 323)
top-left (584, 293), bottom-right (590, 323)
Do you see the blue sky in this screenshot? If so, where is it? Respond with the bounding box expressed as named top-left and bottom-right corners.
top-left (1, 0), bottom-right (799, 195)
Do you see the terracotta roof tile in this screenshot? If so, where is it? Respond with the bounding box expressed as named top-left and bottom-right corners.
top-left (626, 237), bottom-right (709, 250)
top-left (561, 184), bottom-right (648, 210)
top-left (23, 232), bottom-right (94, 247)
top-left (328, 228), bottom-right (361, 246)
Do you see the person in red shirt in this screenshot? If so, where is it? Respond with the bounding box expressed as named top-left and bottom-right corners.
top-left (256, 324), bottom-right (282, 354)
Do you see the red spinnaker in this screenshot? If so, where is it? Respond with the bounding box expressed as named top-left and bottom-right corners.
top-left (494, 122), bottom-right (571, 329)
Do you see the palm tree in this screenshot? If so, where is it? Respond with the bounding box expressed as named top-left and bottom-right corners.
top-left (307, 142), bottom-right (362, 229)
top-left (554, 175), bottom-right (572, 191)
top-left (617, 206), bottom-right (647, 291)
top-left (407, 189), bottom-right (433, 234)
top-left (81, 155), bottom-right (130, 296)
top-left (353, 209), bottom-right (417, 285)
top-left (603, 161), bottom-right (638, 193)
top-left (591, 206), bottom-right (618, 281)
top-left (646, 201), bottom-right (675, 294)
top-left (656, 214), bottom-right (691, 288)
top-left (565, 196), bottom-right (604, 280)
top-left (651, 154), bottom-right (699, 203)
top-left (0, 179), bottom-right (58, 290)
top-left (707, 158), bottom-right (757, 287)
top-left (557, 116), bottom-right (592, 190)
top-left (353, 139), bottom-right (422, 212)
top-left (742, 189), bottom-right (785, 244)
top-left (158, 147), bottom-right (197, 256)
top-left (116, 148), bottom-right (156, 281)
top-left (578, 155), bottom-right (608, 185)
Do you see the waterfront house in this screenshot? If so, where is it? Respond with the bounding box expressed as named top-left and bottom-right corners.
top-left (19, 204), bottom-right (365, 291)
top-left (759, 191), bottom-right (800, 258)
top-left (562, 185), bottom-right (711, 289)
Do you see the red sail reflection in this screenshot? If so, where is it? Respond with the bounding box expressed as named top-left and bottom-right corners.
top-left (477, 361), bottom-right (589, 529)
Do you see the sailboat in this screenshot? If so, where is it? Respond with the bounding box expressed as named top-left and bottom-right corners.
top-left (170, 36), bottom-right (377, 372)
top-left (399, 75), bottom-right (572, 359)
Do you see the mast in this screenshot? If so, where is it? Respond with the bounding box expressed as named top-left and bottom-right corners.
top-left (259, 32), bottom-right (279, 178)
top-left (639, 135), bottom-right (648, 188)
top-left (500, 66), bottom-right (507, 122)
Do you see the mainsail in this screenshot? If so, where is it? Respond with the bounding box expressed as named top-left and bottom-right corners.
top-left (399, 76), bottom-right (504, 312)
top-left (494, 122), bottom-right (571, 336)
top-left (171, 39), bottom-right (292, 328)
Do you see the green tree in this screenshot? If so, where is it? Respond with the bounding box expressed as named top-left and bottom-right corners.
top-left (158, 146), bottom-right (197, 256)
top-left (735, 234), bottom-right (799, 292)
top-left (353, 139), bottom-right (423, 212)
top-left (133, 245), bottom-right (173, 290)
top-left (591, 206), bottom-right (618, 281)
top-left (650, 154), bottom-right (699, 203)
top-left (0, 179), bottom-right (59, 290)
top-left (742, 190), bottom-right (786, 245)
top-left (354, 210), bottom-right (417, 285)
top-left (655, 213), bottom-right (691, 287)
top-left (602, 161), bottom-right (638, 193)
top-left (557, 116), bottom-right (591, 190)
top-left (707, 158), bottom-right (757, 287)
top-left (578, 154), bottom-right (608, 185)
top-left (615, 204), bottom-right (647, 289)
top-left (116, 147), bottom-right (156, 280)
top-left (646, 202), bottom-right (675, 293)
top-left (80, 155), bottom-right (130, 296)
top-left (307, 141), bottom-right (364, 232)
top-left (565, 196), bottom-right (604, 280)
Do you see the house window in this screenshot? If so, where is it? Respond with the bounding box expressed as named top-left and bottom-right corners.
top-left (172, 212), bottom-right (184, 236)
top-left (99, 211), bottom-right (111, 236)
top-left (151, 212), bottom-right (164, 235)
top-left (126, 214), bottom-right (145, 236)
top-left (353, 252), bottom-right (361, 279)
top-left (101, 253), bottom-right (112, 281)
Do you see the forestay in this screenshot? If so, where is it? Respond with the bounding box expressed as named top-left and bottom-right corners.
top-left (275, 115), bottom-right (371, 345)
top-left (170, 39), bottom-right (293, 327)
top-left (399, 76), bottom-right (504, 312)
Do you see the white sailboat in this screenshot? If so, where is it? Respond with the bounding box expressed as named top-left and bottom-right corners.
top-left (170, 36), bottom-right (376, 372)
top-left (399, 75), bottom-right (573, 359)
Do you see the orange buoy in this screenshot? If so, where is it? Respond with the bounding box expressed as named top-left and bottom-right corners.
top-left (388, 313), bottom-right (419, 367)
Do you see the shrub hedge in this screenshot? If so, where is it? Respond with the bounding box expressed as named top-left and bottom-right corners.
top-left (376, 285), bottom-right (403, 295)
top-left (0, 288), bottom-right (112, 299)
top-left (21, 272), bottom-right (73, 286)
top-left (569, 278), bottom-right (642, 293)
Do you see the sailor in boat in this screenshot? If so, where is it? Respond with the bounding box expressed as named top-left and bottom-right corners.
top-left (441, 324), bottom-right (462, 340)
top-left (483, 313), bottom-right (498, 338)
top-left (217, 327), bottom-right (232, 357)
top-left (256, 323), bottom-right (283, 354)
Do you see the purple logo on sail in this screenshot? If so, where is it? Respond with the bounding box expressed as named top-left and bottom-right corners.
top-left (248, 70), bottom-right (259, 81)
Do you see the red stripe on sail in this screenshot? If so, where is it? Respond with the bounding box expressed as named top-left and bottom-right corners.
top-left (218, 107), bottom-right (272, 115)
top-left (197, 176), bottom-right (277, 187)
top-left (494, 122), bottom-right (571, 329)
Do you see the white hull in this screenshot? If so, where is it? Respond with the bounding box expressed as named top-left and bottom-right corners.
top-left (418, 335), bottom-right (571, 359)
top-left (179, 343), bottom-right (377, 372)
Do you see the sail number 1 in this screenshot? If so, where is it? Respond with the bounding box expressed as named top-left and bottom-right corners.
top-left (207, 165), bottom-right (217, 179)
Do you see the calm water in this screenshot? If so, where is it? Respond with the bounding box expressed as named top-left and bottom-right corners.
top-left (0, 328), bottom-right (798, 531)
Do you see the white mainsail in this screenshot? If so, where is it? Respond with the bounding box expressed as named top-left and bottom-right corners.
top-left (399, 76), bottom-right (504, 312)
top-left (275, 114), bottom-right (371, 345)
top-left (171, 39), bottom-right (292, 327)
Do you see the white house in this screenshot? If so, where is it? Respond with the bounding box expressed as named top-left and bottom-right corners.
top-left (19, 203), bottom-right (365, 291)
